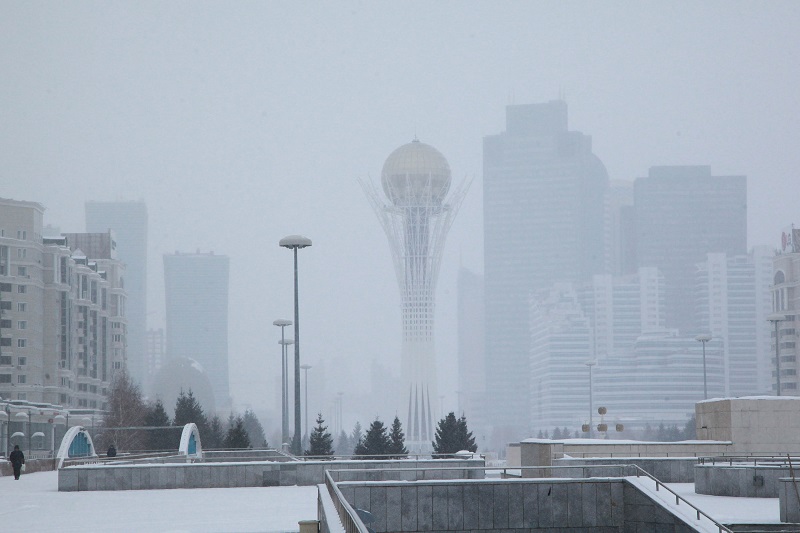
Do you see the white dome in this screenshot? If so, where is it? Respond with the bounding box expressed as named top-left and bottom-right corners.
top-left (381, 140), bottom-right (451, 205)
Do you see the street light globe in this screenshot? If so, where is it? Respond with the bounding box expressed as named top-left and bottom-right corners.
top-left (273, 319), bottom-right (292, 327)
top-left (767, 313), bottom-right (787, 323)
top-left (279, 235), bottom-right (312, 249)
top-left (695, 334), bottom-right (712, 342)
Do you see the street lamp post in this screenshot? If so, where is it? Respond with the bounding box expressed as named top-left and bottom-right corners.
top-left (586, 361), bottom-right (596, 439)
top-left (300, 364), bottom-right (312, 441)
top-left (279, 235), bottom-right (312, 455)
top-left (768, 314), bottom-right (786, 396)
top-left (695, 334), bottom-right (712, 400)
top-left (273, 319), bottom-right (292, 445)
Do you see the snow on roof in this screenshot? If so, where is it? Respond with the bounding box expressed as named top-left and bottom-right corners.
top-left (521, 438), bottom-right (732, 445)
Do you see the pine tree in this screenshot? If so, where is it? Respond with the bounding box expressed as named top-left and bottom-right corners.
top-left (173, 389), bottom-right (209, 436)
top-left (102, 369), bottom-right (148, 451)
top-left (143, 399), bottom-right (174, 451)
top-left (387, 416), bottom-right (408, 458)
top-left (350, 422), bottom-right (363, 455)
top-left (354, 418), bottom-right (390, 458)
top-left (552, 427), bottom-right (563, 440)
top-left (205, 415), bottom-right (225, 449)
top-left (224, 415), bottom-right (251, 448)
top-left (336, 430), bottom-right (349, 456)
top-left (432, 412), bottom-right (477, 456)
top-left (306, 413), bottom-right (334, 456)
top-left (242, 409), bottom-right (268, 448)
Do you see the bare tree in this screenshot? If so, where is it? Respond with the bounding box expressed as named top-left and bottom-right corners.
top-left (101, 370), bottom-right (148, 451)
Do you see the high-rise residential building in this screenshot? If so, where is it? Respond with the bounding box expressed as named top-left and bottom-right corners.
top-left (0, 198), bottom-right (126, 409)
top-left (163, 251), bottom-right (230, 411)
top-left (771, 226), bottom-right (800, 395)
top-left (146, 328), bottom-right (165, 382)
top-left (456, 267), bottom-right (485, 428)
top-left (633, 166), bottom-right (747, 333)
top-left (362, 140), bottom-right (468, 449)
top-left (483, 101), bottom-right (608, 435)
top-left (85, 201), bottom-right (148, 390)
top-left (695, 247), bottom-right (773, 397)
top-left (604, 181), bottom-right (634, 276)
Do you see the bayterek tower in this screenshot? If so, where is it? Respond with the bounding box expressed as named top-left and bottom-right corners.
top-left (362, 139), bottom-right (468, 450)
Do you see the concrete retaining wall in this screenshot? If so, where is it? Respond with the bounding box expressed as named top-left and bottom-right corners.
top-left (695, 463), bottom-right (794, 497)
top-left (779, 478), bottom-right (800, 522)
top-left (0, 458), bottom-right (56, 477)
top-left (553, 457), bottom-right (698, 483)
top-left (58, 458), bottom-right (484, 492)
top-left (331, 478), bottom-right (697, 532)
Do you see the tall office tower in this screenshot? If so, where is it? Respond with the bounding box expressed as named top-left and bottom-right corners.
top-left (85, 201), bottom-right (148, 389)
top-left (362, 140), bottom-right (468, 449)
top-left (695, 247), bottom-right (773, 397)
top-left (483, 101), bottom-right (608, 436)
top-left (163, 251), bottom-right (230, 411)
top-left (457, 267), bottom-right (485, 428)
top-left (0, 198), bottom-right (126, 410)
top-left (771, 227), bottom-right (800, 395)
top-left (529, 283), bottom-right (593, 431)
top-left (579, 267), bottom-right (665, 360)
top-left (604, 181), bottom-right (634, 276)
top-left (146, 328), bottom-right (165, 383)
top-left (633, 166), bottom-right (746, 333)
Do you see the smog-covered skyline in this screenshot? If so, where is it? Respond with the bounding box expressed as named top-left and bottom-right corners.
top-left (2, 2), bottom-right (799, 422)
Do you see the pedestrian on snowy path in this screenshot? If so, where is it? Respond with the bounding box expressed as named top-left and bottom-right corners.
top-left (9, 445), bottom-right (25, 480)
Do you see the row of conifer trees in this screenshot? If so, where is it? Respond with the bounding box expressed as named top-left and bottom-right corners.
top-left (306, 411), bottom-right (478, 457)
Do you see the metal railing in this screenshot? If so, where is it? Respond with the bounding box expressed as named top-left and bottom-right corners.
top-left (324, 470), bottom-right (370, 533)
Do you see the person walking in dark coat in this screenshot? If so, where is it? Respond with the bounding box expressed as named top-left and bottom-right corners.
top-left (9, 445), bottom-right (25, 480)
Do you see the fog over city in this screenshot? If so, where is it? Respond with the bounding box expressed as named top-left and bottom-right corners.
top-left (2, 2), bottom-right (799, 436)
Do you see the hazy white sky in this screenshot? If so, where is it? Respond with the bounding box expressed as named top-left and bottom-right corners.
top-left (2, 2), bottom-right (799, 425)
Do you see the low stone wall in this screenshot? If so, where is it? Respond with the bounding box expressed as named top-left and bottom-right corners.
top-left (518, 440), bottom-right (733, 471)
top-left (58, 458), bottom-right (484, 492)
top-left (552, 457), bottom-right (698, 483)
top-left (695, 463), bottom-right (795, 497)
top-left (0, 458), bottom-right (56, 477)
top-left (329, 478), bottom-right (697, 532)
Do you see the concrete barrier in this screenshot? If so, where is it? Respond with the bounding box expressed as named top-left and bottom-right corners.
top-left (553, 457), bottom-right (698, 483)
top-left (58, 458), bottom-right (485, 492)
top-left (779, 478), bottom-right (800, 522)
top-left (696, 462), bottom-right (796, 497)
top-left (325, 478), bottom-right (698, 532)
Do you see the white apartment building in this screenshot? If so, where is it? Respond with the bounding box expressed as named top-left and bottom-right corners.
top-left (772, 227), bottom-right (800, 394)
top-left (0, 198), bottom-right (126, 408)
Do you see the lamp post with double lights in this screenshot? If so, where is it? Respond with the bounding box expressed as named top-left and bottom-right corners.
top-left (767, 314), bottom-right (786, 396)
top-left (695, 334), bottom-right (712, 400)
top-left (279, 235), bottom-right (312, 455)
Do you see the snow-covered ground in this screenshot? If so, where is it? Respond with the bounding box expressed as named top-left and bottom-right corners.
top-left (0, 470), bottom-right (318, 532)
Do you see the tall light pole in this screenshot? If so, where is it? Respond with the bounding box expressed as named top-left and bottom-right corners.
top-left (278, 336), bottom-right (294, 445)
top-left (585, 361), bottom-right (596, 438)
top-left (273, 320), bottom-right (292, 445)
top-left (279, 235), bottom-right (312, 455)
top-left (300, 364), bottom-right (312, 441)
top-left (768, 314), bottom-right (786, 396)
top-left (695, 334), bottom-right (711, 400)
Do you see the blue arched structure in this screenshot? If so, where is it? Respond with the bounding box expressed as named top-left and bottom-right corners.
top-left (56, 426), bottom-right (97, 468)
top-left (178, 423), bottom-right (202, 459)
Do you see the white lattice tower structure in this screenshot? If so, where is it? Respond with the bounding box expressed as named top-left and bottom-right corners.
top-left (361, 139), bottom-right (469, 449)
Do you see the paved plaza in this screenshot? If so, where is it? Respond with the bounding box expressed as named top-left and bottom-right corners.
top-left (0, 470), bottom-right (317, 532)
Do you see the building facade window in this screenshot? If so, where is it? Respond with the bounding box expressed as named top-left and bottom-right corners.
top-left (17, 374), bottom-right (25, 384)
top-left (17, 339), bottom-right (26, 348)
top-left (17, 321), bottom-right (25, 330)
top-left (17, 303), bottom-right (26, 312)
top-left (0, 374), bottom-right (10, 383)
top-left (17, 285), bottom-right (25, 294)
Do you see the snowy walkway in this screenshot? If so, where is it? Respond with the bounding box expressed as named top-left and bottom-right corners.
top-left (0, 470), bottom-right (318, 532)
